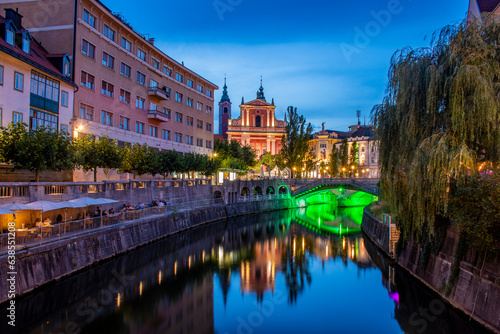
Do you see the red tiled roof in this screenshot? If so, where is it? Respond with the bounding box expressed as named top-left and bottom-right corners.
top-left (477, 0), bottom-right (500, 12)
top-left (0, 15), bottom-right (75, 86)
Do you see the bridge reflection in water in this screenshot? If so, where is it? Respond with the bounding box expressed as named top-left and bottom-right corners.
top-left (292, 204), bottom-right (365, 235)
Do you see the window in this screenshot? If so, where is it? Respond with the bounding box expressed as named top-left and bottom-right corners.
top-left (136, 71), bottom-right (145, 85)
top-left (197, 119), bottom-right (203, 129)
top-left (149, 125), bottom-right (158, 137)
top-left (163, 66), bottom-right (171, 76)
top-left (175, 92), bottom-right (183, 103)
top-left (186, 135), bottom-right (193, 145)
top-left (162, 108), bottom-right (171, 119)
top-left (30, 109), bottom-right (58, 130)
top-left (187, 79), bottom-right (193, 88)
top-left (176, 73), bottom-right (183, 83)
top-left (175, 112), bottom-right (183, 123)
top-left (80, 103), bottom-right (94, 120)
top-left (186, 116), bottom-right (193, 126)
top-left (22, 35), bottom-right (30, 54)
top-left (149, 102), bottom-right (157, 111)
top-left (150, 79), bottom-right (158, 88)
top-left (196, 138), bottom-right (203, 147)
top-left (175, 132), bottom-right (182, 143)
top-left (120, 116), bottom-right (130, 130)
top-left (101, 110), bottom-right (113, 126)
top-left (120, 89), bottom-right (130, 104)
top-left (162, 129), bottom-right (170, 140)
top-left (81, 39), bottom-right (95, 59)
top-left (13, 112), bottom-right (23, 123)
top-left (197, 102), bottom-right (203, 111)
top-left (103, 24), bottom-right (115, 41)
top-left (61, 91), bottom-right (69, 106)
top-left (206, 89), bottom-right (212, 97)
top-left (197, 84), bottom-right (203, 93)
top-left (136, 122), bottom-right (145, 134)
top-left (81, 71), bottom-right (95, 90)
top-left (120, 63), bottom-right (131, 78)
top-left (206, 140), bottom-right (212, 149)
top-left (152, 58), bottom-right (159, 69)
top-left (14, 72), bottom-right (23, 91)
top-left (61, 124), bottom-right (68, 133)
top-left (30, 71), bottom-right (59, 101)
top-left (137, 48), bottom-right (146, 61)
top-left (101, 81), bottom-right (114, 98)
top-left (102, 52), bottom-right (115, 70)
top-left (136, 96), bottom-right (145, 109)
top-left (6, 25), bottom-right (14, 45)
top-left (63, 58), bottom-right (70, 76)
top-left (206, 106), bottom-right (212, 115)
top-left (0, 66), bottom-right (3, 85)
top-left (186, 98), bottom-right (193, 107)
top-left (121, 37), bottom-right (131, 51)
top-left (83, 9), bottom-right (96, 27)
top-left (206, 123), bottom-right (212, 132)
top-left (320, 144), bottom-right (327, 149)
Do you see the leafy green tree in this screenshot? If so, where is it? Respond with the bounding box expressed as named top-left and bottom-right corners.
top-left (75, 135), bottom-right (122, 182)
top-left (329, 145), bottom-right (340, 177)
top-left (157, 150), bottom-right (179, 178)
top-left (349, 142), bottom-right (359, 176)
top-left (214, 138), bottom-right (256, 171)
top-left (120, 143), bottom-right (157, 178)
top-left (339, 139), bottom-right (349, 176)
top-left (0, 122), bottom-right (76, 181)
top-left (280, 106), bottom-right (313, 177)
top-left (372, 20), bottom-right (500, 239)
top-left (201, 156), bottom-right (220, 177)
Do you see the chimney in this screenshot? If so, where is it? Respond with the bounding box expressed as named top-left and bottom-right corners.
top-left (148, 37), bottom-right (155, 45)
top-left (5, 8), bottom-right (23, 29)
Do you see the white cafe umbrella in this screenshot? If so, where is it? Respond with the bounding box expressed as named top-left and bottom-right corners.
top-left (57, 201), bottom-right (87, 222)
top-left (0, 202), bottom-right (32, 211)
top-left (68, 197), bottom-right (104, 206)
top-left (25, 200), bottom-right (66, 225)
top-left (25, 200), bottom-right (65, 212)
top-left (95, 198), bottom-right (119, 204)
top-left (0, 208), bottom-right (16, 215)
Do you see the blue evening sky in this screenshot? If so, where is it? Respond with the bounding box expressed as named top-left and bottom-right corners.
top-left (102, 0), bottom-right (468, 133)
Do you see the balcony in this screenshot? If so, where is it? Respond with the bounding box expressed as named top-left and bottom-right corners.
top-left (147, 110), bottom-right (169, 122)
top-left (30, 94), bottom-right (59, 113)
top-left (147, 86), bottom-right (169, 100)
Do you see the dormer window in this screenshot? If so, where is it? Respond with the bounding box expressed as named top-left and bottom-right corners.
top-left (6, 23), bottom-right (14, 46)
top-left (21, 33), bottom-right (31, 53)
top-left (63, 55), bottom-right (70, 76)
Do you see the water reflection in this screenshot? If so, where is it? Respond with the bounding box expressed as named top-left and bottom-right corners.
top-left (292, 204), bottom-right (365, 235)
top-left (2, 209), bottom-right (493, 334)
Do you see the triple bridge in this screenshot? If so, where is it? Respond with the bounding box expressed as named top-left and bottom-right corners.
top-left (213, 178), bottom-right (379, 205)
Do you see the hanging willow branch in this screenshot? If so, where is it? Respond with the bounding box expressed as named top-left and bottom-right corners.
top-left (372, 18), bottom-right (500, 237)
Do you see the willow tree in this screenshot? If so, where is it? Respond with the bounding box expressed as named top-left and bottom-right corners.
top-left (372, 20), bottom-right (500, 240)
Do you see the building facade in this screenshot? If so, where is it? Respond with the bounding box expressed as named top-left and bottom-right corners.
top-left (225, 82), bottom-right (286, 157)
top-left (0, 8), bottom-right (76, 181)
top-left (309, 123), bottom-right (379, 178)
top-left (1, 0), bottom-right (218, 158)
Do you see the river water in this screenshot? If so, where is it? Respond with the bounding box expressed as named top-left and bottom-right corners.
top-left (3, 206), bottom-right (493, 334)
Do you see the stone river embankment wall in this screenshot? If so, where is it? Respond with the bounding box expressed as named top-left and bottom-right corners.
top-left (361, 209), bottom-right (500, 333)
top-left (0, 199), bottom-right (293, 304)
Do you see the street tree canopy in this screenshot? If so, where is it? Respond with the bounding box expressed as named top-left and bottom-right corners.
top-left (0, 122), bottom-right (75, 181)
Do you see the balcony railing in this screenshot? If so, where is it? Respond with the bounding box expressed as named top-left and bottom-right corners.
top-left (147, 110), bottom-right (169, 122)
top-left (147, 86), bottom-right (169, 100)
